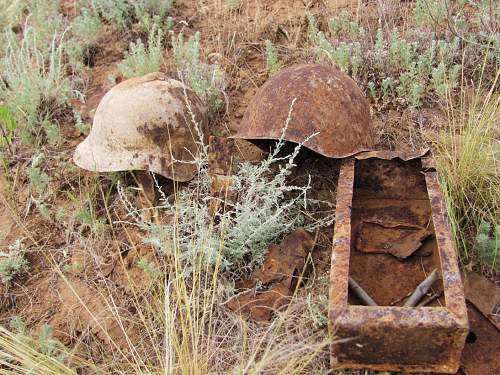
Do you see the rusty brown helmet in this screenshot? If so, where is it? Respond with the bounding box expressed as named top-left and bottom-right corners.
top-left (232, 64), bottom-right (373, 157)
top-left (73, 72), bottom-right (208, 181)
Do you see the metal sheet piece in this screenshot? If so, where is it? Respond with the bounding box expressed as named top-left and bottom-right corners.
top-left (329, 155), bottom-right (468, 373)
top-left (228, 228), bottom-right (314, 321)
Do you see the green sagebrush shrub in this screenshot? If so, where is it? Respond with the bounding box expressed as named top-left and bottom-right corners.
top-left (118, 99), bottom-right (333, 276)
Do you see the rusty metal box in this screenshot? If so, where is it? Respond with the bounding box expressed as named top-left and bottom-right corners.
top-left (329, 152), bottom-right (468, 373)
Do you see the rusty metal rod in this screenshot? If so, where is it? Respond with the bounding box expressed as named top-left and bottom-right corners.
top-left (348, 277), bottom-right (377, 306)
top-left (404, 269), bottom-right (439, 307)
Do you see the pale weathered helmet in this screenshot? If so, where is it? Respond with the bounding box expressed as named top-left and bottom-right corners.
top-left (232, 64), bottom-right (373, 157)
top-left (74, 72), bottom-right (208, 181)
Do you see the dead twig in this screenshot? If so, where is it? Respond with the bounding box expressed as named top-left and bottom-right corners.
top-left (348, 277), bottom-right (377, 306)
top-left (404, 269), bottom-right (439, 307)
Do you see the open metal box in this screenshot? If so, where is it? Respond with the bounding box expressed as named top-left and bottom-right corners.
top-left (329, 151), bottom-right (468, 373)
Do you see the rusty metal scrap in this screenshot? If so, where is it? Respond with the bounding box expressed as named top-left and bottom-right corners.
top-left (227, 228), bottom-right (314, 321)
top-left (208, 136), bottom-right (267, 176)
top-left (355, 220), bottom-right (433, 259)
top-left (464, 272), bottom-right (500, 331)
top-left (329, 155), bottom-right (468, 374)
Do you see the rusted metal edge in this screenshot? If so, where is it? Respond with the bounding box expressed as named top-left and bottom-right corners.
top-left (334, 305), bottom-right (466, 373)
top-left (424, 170), bottom-right (468, 326)
top-left (354, 149), bottom-right (430, 161)
top-left (329, 159), bottom-right (355, 310)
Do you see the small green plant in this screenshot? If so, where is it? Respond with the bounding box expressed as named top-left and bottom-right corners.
top-left (0, 106), bottom-right (17, 153)
top-left (172, 31), bottom-right (226, 111)
top-left (0, 240), bottom-right (29, 285)
top-left (118, 25), bottom-right (163, 79)
top-left (9, 317), bottom-right (66, 363)
top-left (65, 8), bottom-right (103, 72)
top-left (74, 205), bottom-right (106, 235)
top-left (137, 257), bottom-right (160, 279)
top-left (413, 0), bottom-right (447, 26)
top-left (63, 261), bottom-right (83, 274)
top-left (475, 221), bottom-right (499, 271)
top-left (0, 0), bottom-right (24, 30)
top-left (90, 0), bottom-right (132, 31)
top-left (24, 0), bottom-right (66, 51)
top-left (328, 10), bottom-right (361, 37)
top-left (90, 0), bottom-right (173, 32)
top-left (27, 153), bottom-right (50, 197)
top-left (307, 293), bottom-right (328, 329)
top-left (264, 39), bottom-right (280, 74)
top-left (74, 112), bottom-right (90, 135)
top-left (134, 0), bottom-right (173, 31)
top-left (41, 121), bottom-right (61, 145)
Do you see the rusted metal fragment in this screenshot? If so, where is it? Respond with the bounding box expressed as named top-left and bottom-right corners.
top-left (208, 136), bottom-right (236, 175)
top-left (464, 272), bottom-right (500, 330)
top-left (355, 220), bottom-right (433, 259)
top-left (421, 155), bottom-right (437, 170)
top-left (208, 136), bottom-right (267, 175)
top-left (329, 155), bottom-right (468, 373)
top-left (232, 64), bottom-right (374, 158)
top-left (460, 303), bottom-right (500, 375)
top-left (354, 148), bottom-right (429, 161)
top-left (228, 228), bottom-right (314, 321)
top-left (208, 175), bottom-right (236, 216)
top-left (134, 171), bottom-right (156, 204)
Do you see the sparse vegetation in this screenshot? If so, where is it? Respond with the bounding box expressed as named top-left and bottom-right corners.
top-left (0, 27), bottom-right (72, 144)
top-left (118, 25), bottom-right (163, 79)
top-left (0, 240), bottom-right (29, 285)
top-left (307, 2), bottom-right (499, 108)
top-left (430, 72), bottom-right (499, 263)
top-left (172, 31), bottom-right (226, 111)
top-left (265, 39), bottom-right (280, 74)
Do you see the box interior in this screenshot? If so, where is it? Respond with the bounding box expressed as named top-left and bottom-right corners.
top-left (348, 158), bottom-right (445, 307)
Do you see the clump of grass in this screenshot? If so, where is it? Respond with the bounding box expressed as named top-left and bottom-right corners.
top-left (264, 39), bottom-right (281, 74)
top-left (429, 69), bottom-right (499, 263)
top-left (118, 25), bottom-right (163, 79)
top-left (133, 0), bottom-right (173, 31)
top-left (0, 240), bottom-right (29, 285)
top-left (172, 31), bottom-right (226, 111)
top-left (0, 27), bottom-right (72, 145)
top-left (74, 203), bottom-right (107, 236)
top-left (89, 0), bottom-right (132, 31)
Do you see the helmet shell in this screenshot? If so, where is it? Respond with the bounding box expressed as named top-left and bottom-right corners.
top-left (232, 64), bottom-right (373, 157)
top-left (73, 73), bottom-right (208, 181)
